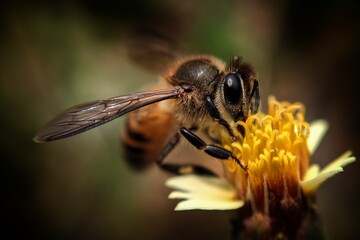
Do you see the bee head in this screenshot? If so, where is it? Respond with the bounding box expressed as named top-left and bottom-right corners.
top-left (217, 56), bottom-right (260, 123)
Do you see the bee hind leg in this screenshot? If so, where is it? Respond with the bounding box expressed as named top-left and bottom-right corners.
top-left (156, 132), bottom-right (217, 176)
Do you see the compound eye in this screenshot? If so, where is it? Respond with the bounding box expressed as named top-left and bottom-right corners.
top-left (223, 73), bottom-right (242, 104)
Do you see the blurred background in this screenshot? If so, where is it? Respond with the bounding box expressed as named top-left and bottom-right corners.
top-left (2, 0), bottom-right (359, 239)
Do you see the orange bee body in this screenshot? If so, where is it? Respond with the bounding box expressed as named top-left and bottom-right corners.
top-left (122, 97), bottom-right (177, 169)
top-left (34, 51), bottom-right (259, 174)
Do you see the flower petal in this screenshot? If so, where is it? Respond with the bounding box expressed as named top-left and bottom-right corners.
top-left (301, 151), bottom-right (356, 194)
top-left (308, 120), bottom-right (329, 155)
top-left (302, 164), bottom-right (320, 182)
top-left (169, 191), bottom-right (233, 200)
top-left (301, 168), bottom-right (343, 194)
top-left (165, 174), bottom-right (235, 197)
top-left (174, 199), bottom-right (244, 211)
top-left (166, 175), bottom-right (243, 211)
top-left (321, 151), bottom-right (355, 173)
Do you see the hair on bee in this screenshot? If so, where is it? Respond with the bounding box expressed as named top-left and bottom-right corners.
top-left (227, 56), bottom-right (256, 79)
top-left (34, 48), bottom-right (260, 175)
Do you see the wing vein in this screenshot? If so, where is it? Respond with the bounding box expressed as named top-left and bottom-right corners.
top-left (34, 88), bottom-right (180, 142)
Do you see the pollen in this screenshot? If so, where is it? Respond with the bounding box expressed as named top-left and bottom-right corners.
top-left (167, 95), bottom-right (355, 238)
top-left (214, 96), bottom-right (311, 213)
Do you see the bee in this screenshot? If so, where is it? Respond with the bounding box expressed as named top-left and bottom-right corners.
top-left (34, 39), bottom-right (260, 175)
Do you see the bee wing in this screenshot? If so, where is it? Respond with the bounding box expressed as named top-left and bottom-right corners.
top-left (126, 30), bottom-right (185, 72)
top-left (34, 89), bottom-right (180, 142)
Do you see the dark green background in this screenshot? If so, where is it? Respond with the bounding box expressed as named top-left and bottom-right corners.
top-left (2, 0), bottom-right (360, 239)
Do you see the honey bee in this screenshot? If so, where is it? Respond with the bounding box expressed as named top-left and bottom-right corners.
top-left (34, 40), bottom-right (260, 175)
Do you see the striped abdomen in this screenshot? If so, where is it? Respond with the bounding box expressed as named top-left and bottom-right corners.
top-left (121, 101), bottom-right (176, 170)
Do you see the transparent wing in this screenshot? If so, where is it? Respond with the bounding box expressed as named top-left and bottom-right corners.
top-left (34, 89), bottom-right (180, 142)
top-left (126, 30), bottom-right (185, 72)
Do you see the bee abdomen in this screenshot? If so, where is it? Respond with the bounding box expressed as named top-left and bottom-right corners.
top-left (122, 141), bottom-right (148, 170)
top-left (121, 103), bottom-right (176, 170)
top-left (126, 121), bottom-right (151, 143)
top-left (121, 120), bottom-right (152, 170)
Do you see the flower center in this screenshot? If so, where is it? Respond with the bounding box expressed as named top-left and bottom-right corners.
top-left (210, 96), bottom-right (310, 214)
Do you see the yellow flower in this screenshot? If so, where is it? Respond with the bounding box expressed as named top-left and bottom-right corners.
top-left (166, 97), bottom-right (355, 213)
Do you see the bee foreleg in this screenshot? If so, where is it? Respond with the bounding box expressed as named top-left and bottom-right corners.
top-left (205, 96), bottom-right (235, 139)
top-left (250, 79), bottom-right (260, 114)
top-left (180, 127), bottom-right (247, 171)
top-left (156, 132), bottom-right (217, 176)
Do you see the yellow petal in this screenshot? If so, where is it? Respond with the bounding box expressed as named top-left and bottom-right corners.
top-left (165, 174), bottom-right (235, 197)
top-left (301, 151), bottom-right (356, 194)
top-left (166, 175), bottom-right (243, 211)
top-left (302, 164), bottom-right (320, 182)
top-left (168, 191), bottom-right (233, 200)
top-left (301, 168), bottom-right (343, 194)
top-left (307, 120), bottom-right (329, 155)
top-left (321, 151), bottom-right (355, 173)
top-left (174, 199), bottom-right (244, 211)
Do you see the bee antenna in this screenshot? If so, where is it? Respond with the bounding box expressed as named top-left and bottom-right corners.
top-left (227, 56), bottom-right (242, 72)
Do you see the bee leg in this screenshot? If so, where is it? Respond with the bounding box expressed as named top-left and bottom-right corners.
top-left (156, 132), bottom-right (181, 168)
top-left (156, 132), bottom-right (217, 176)
top-left (180, 127), bottom-right (247, 171)
top-left (250, 79), bottom-right (260, 114)
top-left (205, 96), bottom-right (235, 139)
